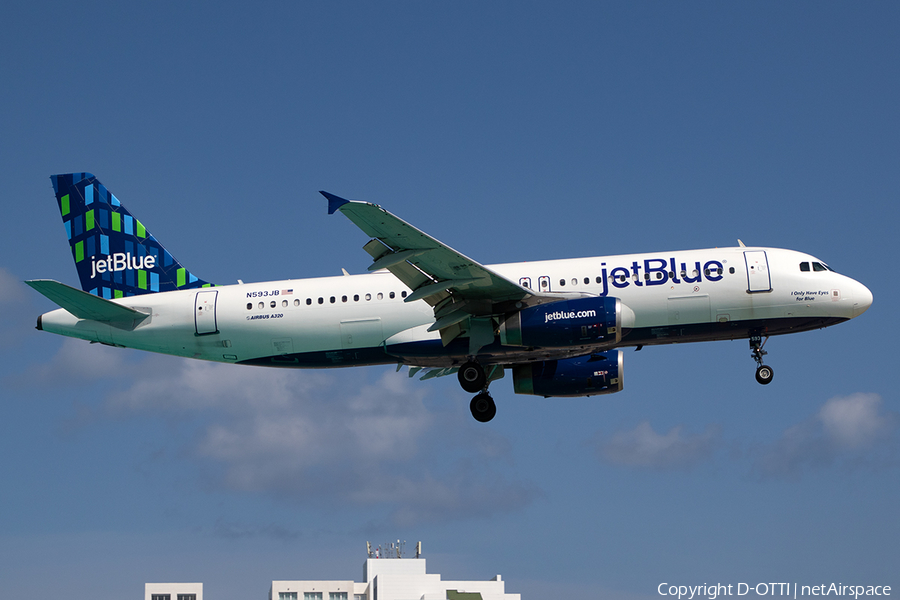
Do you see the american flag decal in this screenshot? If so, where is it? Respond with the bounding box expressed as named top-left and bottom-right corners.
top-left (282, 289), bottom-right (293, 295)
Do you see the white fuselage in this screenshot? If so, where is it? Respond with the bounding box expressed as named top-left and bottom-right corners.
top-left (38, 247), bottom-right (872, 368)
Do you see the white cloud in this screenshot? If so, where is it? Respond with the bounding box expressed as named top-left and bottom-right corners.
top-left (0, 267), bottom-right (27, 304)
top-left (16, 337), bottom-right (136, 387)
top-left (752, 393), bottom-right (899, 479)
top-left (596, 421), bottom-right (722, 470)
top-left (99, 358), bottom-right (538, 525)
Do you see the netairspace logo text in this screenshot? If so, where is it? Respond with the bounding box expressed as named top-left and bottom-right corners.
top-left (658, 582), bottom-right (891, 599)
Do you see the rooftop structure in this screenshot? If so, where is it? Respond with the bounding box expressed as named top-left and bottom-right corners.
top-left (270, 547), bottom-right (519, 600)
top-left (145, 582), bottom-right (202, 600)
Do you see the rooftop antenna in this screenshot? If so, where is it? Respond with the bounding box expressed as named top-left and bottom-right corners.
top-left (366, 541), bottom-right (373, 558)
top-left (415, 541), bottom-right (422, 559)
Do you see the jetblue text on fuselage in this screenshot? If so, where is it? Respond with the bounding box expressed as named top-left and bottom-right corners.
top-left (90, 252), bottom-right (156, 279)
top-left (592, 257), bottom-right (725, 296)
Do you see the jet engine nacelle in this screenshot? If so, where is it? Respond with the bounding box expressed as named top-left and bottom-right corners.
top-left (500, 296), bottom-right (632, 349)
top-left (512, 351), bottom-right (624, 397)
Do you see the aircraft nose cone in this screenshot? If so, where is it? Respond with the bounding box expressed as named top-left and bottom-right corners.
top-left (852, 282), bottom-right (873, 318)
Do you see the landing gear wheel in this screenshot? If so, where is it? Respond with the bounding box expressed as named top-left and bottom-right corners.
top-left (458, 361), bottom-right (486, 393)
top-left (749, 333), bottom-right (773, 385)
top-left (470, 393), bottom-right (496, 423)
top-left (755, 365), bottom-right (774, 385)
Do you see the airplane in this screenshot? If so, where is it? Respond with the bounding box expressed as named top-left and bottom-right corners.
top-left (28, 173), bottom-right (873, 422)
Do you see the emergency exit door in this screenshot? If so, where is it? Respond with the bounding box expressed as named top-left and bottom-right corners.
top-left (195, 290), bottom-right (219, 335)
top-left (744, 251), bottom-right (772, 293)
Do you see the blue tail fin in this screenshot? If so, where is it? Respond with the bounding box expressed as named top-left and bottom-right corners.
top-left (50, 173), bottom-right (212, 298)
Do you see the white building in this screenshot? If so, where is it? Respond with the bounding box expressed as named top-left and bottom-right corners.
top-left (145, 582), bottom-right (203, 600)
top-left (270, 556), bottom-right (520, 600)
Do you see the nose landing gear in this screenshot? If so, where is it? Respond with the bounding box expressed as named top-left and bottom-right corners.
top-left (750, 334), bottom-right (774, 385)
top-left (458, 360), bottom-right (497, 422)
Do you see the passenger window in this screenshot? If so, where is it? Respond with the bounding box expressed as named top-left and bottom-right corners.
top-left (282, 300), bottom-right (288, 307)
top-left (365, 293), bottom-right (372, 301)
top-left (800, 262), bottom-right (810, 272)
top-left (704, 268), bottom-right (710, 276)
top-left (318, 297), bottom-right (324, 304)
top-left (377, 292), bottom-right (384, 300)
top-left (668, 271), bottom-right (674, 279)
top-left (401, 291), bottom-right (408, 298)
top-left (390, 291), bottom-right (395, 299)
top-left (342, 295), bottom-right (347, 302)
top-left (270, 301), bottom-right (276, 308)
top-left (717, 268), bottom-right (723, 275)
top-left (294, 299), bottom-right (300, 306)
top-left (729, 267), bottom-right (735, 274)
top-left (559, 279), bottom-right (566, 287)
top-left (306, 298), bottom-right (312, 305)
top-left (330, 296), bottom-right (336, 303)
top-left (258, 302), bottom-right (264, 309)
top-left (246, 303), bottom-right (252, 310)
top-left (644, 273), bottom-right (650, 280)
top-left (571, 278), bottom-right (578, 286)
top-left (596, 276), bottom-right (602, 284)
top-left (584, 277), bottom-right (589, 285)
top-left (680, 270), bottom-right (687, 278)
top-left (354, 294), bottom-right (359, 302)
top-left (656, 272), bottom-right (663, 280)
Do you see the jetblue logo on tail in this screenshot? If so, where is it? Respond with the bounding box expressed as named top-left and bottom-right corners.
top-left (50, 173), bottom-right (212, 297)
top-left (90, 252), bottom-right (157, 279)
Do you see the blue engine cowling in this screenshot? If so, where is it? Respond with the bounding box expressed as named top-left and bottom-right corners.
top-left (500, 296), bottom-right (628, 349)
top-left (512, 351), bottom-right (624, 397)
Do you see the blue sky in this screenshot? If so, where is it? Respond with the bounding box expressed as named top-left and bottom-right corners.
top-left (1, 2), bottom-right (898, 598)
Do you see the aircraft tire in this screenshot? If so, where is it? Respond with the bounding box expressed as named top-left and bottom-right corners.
top-left (470, 393), bottom-right (496, 423)
top-left (458, 361), bottom-right (486, 393)
top-left (755, 365), bottom-right (774, 385)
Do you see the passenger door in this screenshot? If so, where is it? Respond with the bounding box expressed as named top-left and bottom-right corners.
top-left (744, 251), bottom-right (772, 293)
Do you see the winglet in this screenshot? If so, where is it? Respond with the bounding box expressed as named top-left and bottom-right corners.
top-left (320, 191), bottom-right (350, 215)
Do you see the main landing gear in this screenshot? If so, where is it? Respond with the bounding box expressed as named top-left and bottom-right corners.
top-left (458, 361), bottom-right (496, 422)
top-left (750, 334), bottom-right (774, 385)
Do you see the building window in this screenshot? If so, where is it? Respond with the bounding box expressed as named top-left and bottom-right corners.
top-left (177, 595), bottom-right (197, 600)
top-left (354, 595), bottom-right (366, 600)
top-left (304, 593), bottom-right (323, 600)
top-left (329, 593), bottom-right (348, 600)
top-left (151, 595), bottom-right (171, 600)
top-left (279, 593), bottom-right (298, 600)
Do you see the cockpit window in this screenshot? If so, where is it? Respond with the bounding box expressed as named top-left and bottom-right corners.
top-left (812, 262), bottom-right (827, 272)
top-left (800, 262), bottom-right (810, 272)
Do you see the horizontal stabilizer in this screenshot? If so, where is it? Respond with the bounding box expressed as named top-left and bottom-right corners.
top-left (26, 279), bottom-right (149, 327)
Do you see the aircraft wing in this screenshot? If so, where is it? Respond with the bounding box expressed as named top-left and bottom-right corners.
top-left (322, 192), bottom-right (591, 349)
